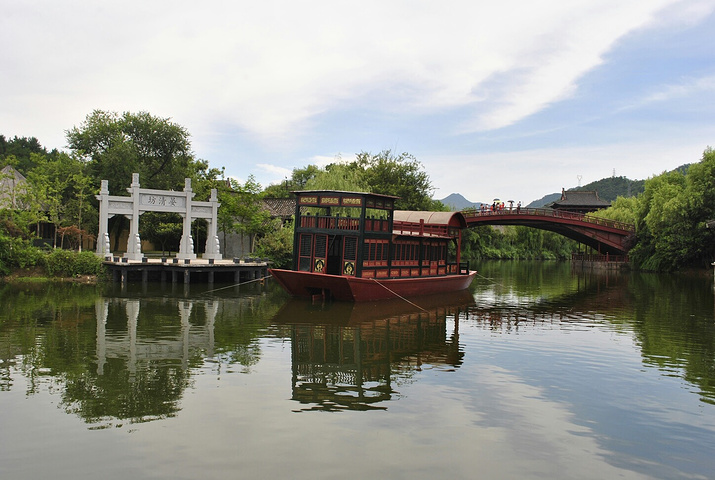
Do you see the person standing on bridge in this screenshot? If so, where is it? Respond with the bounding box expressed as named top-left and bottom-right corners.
top-left (516, 201), bottom-right (521, 213)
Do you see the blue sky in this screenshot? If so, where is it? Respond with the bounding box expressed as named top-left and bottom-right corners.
top-left (2, 0), bottom-right (714, 204)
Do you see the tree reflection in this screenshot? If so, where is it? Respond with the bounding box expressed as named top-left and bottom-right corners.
top-left (0, 283), bottom-right (282, 427)
top-left (470, 263), bottom-right (715, 404)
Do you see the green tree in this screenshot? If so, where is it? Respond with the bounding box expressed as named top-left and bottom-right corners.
top-left (254, 218), bottom-right (294, 268)
top-left (262, 165), bottom-right (322, 198)
top-left (288, 150), bottom-right (444, 211)
top-left (591, 196), bottom-right (639, 226)
top-left (66, 110), bottom-right (221, 253)
top-left (627, 148), bottom-right (715, 270)
top-left (140, 212), bottom-right (182, 255)
top-left (304, 162), bottom-right (369, 192)
top-left (354, 150), bottom-right (441, 211)
top-left (0, 135), bottom-right (49, 174)
top-left (24, 152), bottom-right (93, 249)
top-left (225, 175), bottom-right (271, 254)
top-left (66, 110), bottom-right (198, 193)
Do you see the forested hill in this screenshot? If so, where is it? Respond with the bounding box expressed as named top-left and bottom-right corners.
top-left (573, 176), bottom-right (645, 201)
top-left (527, 166), bottom-right (690, 208)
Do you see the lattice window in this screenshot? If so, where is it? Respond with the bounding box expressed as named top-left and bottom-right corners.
top-left (343, 236), bottom-right (357, 261)
top-left (298, 234), bottom-right (312, 271)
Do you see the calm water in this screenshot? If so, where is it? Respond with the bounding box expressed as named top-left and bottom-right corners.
top-left (1, 261), bottom-right (714, 480)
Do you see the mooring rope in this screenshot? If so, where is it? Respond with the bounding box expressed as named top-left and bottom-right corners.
top-left (368, 278), bottom-right (429, 312)
top-left (200, 274), bottom-right (271, 296)
top-left (474, 271), bottom-right (508, 288)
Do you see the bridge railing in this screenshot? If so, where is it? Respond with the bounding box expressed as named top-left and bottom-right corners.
top-left (572, 253), bottom-right (629, 263)
top-left (462, 207), bottom-right (635, 233)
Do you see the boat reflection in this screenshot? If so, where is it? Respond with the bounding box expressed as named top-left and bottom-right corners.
top-left (272, 291), bottom-right (475, 412)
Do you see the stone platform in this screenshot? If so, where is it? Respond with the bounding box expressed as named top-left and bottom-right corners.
top-left (104, 257), bottom-right (270, 285)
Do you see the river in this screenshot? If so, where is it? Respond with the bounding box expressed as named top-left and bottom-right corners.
top-left (1, 261), bottom-right (714, 479)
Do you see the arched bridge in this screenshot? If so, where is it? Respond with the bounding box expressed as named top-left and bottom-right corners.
top-left (461, 208), bottom-right (635, 255)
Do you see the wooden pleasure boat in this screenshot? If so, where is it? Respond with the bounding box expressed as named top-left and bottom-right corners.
top-left (268, 190), bottom-right (477, 302)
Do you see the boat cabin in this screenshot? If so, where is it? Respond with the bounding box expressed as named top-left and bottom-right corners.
top-left (291, 190), bottom-right (469, 280)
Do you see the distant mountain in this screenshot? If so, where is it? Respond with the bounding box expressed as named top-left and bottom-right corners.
top-left (439, 193), bottom-right (483, 211)
top-left (445, 164), bottom-right (692, 210)
top-left (528, 174), bottom-right (652, 208)
top-left (527, 193), bottom-right (561, 208)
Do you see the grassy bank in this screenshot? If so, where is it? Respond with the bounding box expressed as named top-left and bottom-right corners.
top-left (1, 234), bottom-right (106, 282)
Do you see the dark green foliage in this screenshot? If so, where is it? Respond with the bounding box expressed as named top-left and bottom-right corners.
top-left (262, 165), bottom-right (322, 198)
top-left (140, 212), bottom-right (182, 255)
top-left (0, 229), bottom-right (45, 275)
top-left (461, 225), bottom-right (579, 261)
top-left (293, 150), bottom-right (445, 211)
top-left (572, 176), bottom-right (645, 202)
top-left (355, 150), bottom-right (440, 211)
top-left (0, 135), bottom-right (51, 174)
top-left (44, 250), bottom-right (105, 277)
top-left (65, 110), bottom-right (200, 193)
top-left (607, 149), bottom-right (715, 271)
top-left (253, 219), bottom-right (294, 268)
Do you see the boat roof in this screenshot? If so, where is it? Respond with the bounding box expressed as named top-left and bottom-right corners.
top-left (293, 190), bottom-right (399, 200)
top-left (393, 211), bottom-right (468, 228)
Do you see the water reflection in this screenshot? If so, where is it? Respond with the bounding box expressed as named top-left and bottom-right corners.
top-left (273, 291), bottom-right (474, 412)
top-left (471, 262), bottom-right (715, 404)
top-left (95, 298), bottom-right (218, 375)
top-left (1, 264), bottom-right (713, 423)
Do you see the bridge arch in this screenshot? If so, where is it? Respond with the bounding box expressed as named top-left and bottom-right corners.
top-left (461, 208), bottom-right (634, 255)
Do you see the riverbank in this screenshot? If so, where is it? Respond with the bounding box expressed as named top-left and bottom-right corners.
top-left (1, 266), bottom-right (100, 284)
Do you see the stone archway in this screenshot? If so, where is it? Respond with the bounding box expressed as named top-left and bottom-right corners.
top-left (96, 173), bottom-right (221, 260)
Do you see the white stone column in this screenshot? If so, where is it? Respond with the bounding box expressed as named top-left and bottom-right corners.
top-left (95, 180), bottom-right (111, 257)
top-left (203, 188), bottom-right (222, 260)
top-left (124, 174), bottom-right (143, 261)
top-left (177, 178), bottom-right (197, 260)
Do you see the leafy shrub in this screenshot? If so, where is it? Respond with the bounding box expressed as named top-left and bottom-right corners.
top-left (44, 249), bottom-right (104, 277)
top-left (0, 231), bottom-right (44, 275)
top-left (72, 251), bottom-right (105, 275)
top-left (254, 220), bottom-right (294, 268)
top-left (0, 233), bottom-right (11, 276)
top-left (10, 237), bottom-right (45, 268)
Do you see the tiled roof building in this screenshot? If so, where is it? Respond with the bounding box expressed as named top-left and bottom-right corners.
top-left (0, 165), bottom-right (28, 209)
top-left (262, 198), bottom-right (295, 221)
top-left (549, 188), bottom-right (610, 214)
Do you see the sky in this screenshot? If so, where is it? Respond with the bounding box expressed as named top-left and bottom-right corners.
top-left (2, 0), bottom-right (714, 204)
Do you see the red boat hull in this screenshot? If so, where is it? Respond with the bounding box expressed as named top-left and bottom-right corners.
top-left (269, 268), bottom-right (477, 302)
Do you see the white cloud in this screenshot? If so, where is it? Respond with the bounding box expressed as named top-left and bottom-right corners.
top-left (255, 164), bottom-right (292, 178)
top-left (1, 0), bottom-right (691, 150)
top-left (640, 75), bottom-right (715, 104)
top-left (2, 0), bottom-right (711, 208)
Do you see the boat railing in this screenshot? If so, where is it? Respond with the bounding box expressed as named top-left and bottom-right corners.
top-left (298, 214), bottom-right (390, 232)
top-left (392, 221), bottom-right (452, 238)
